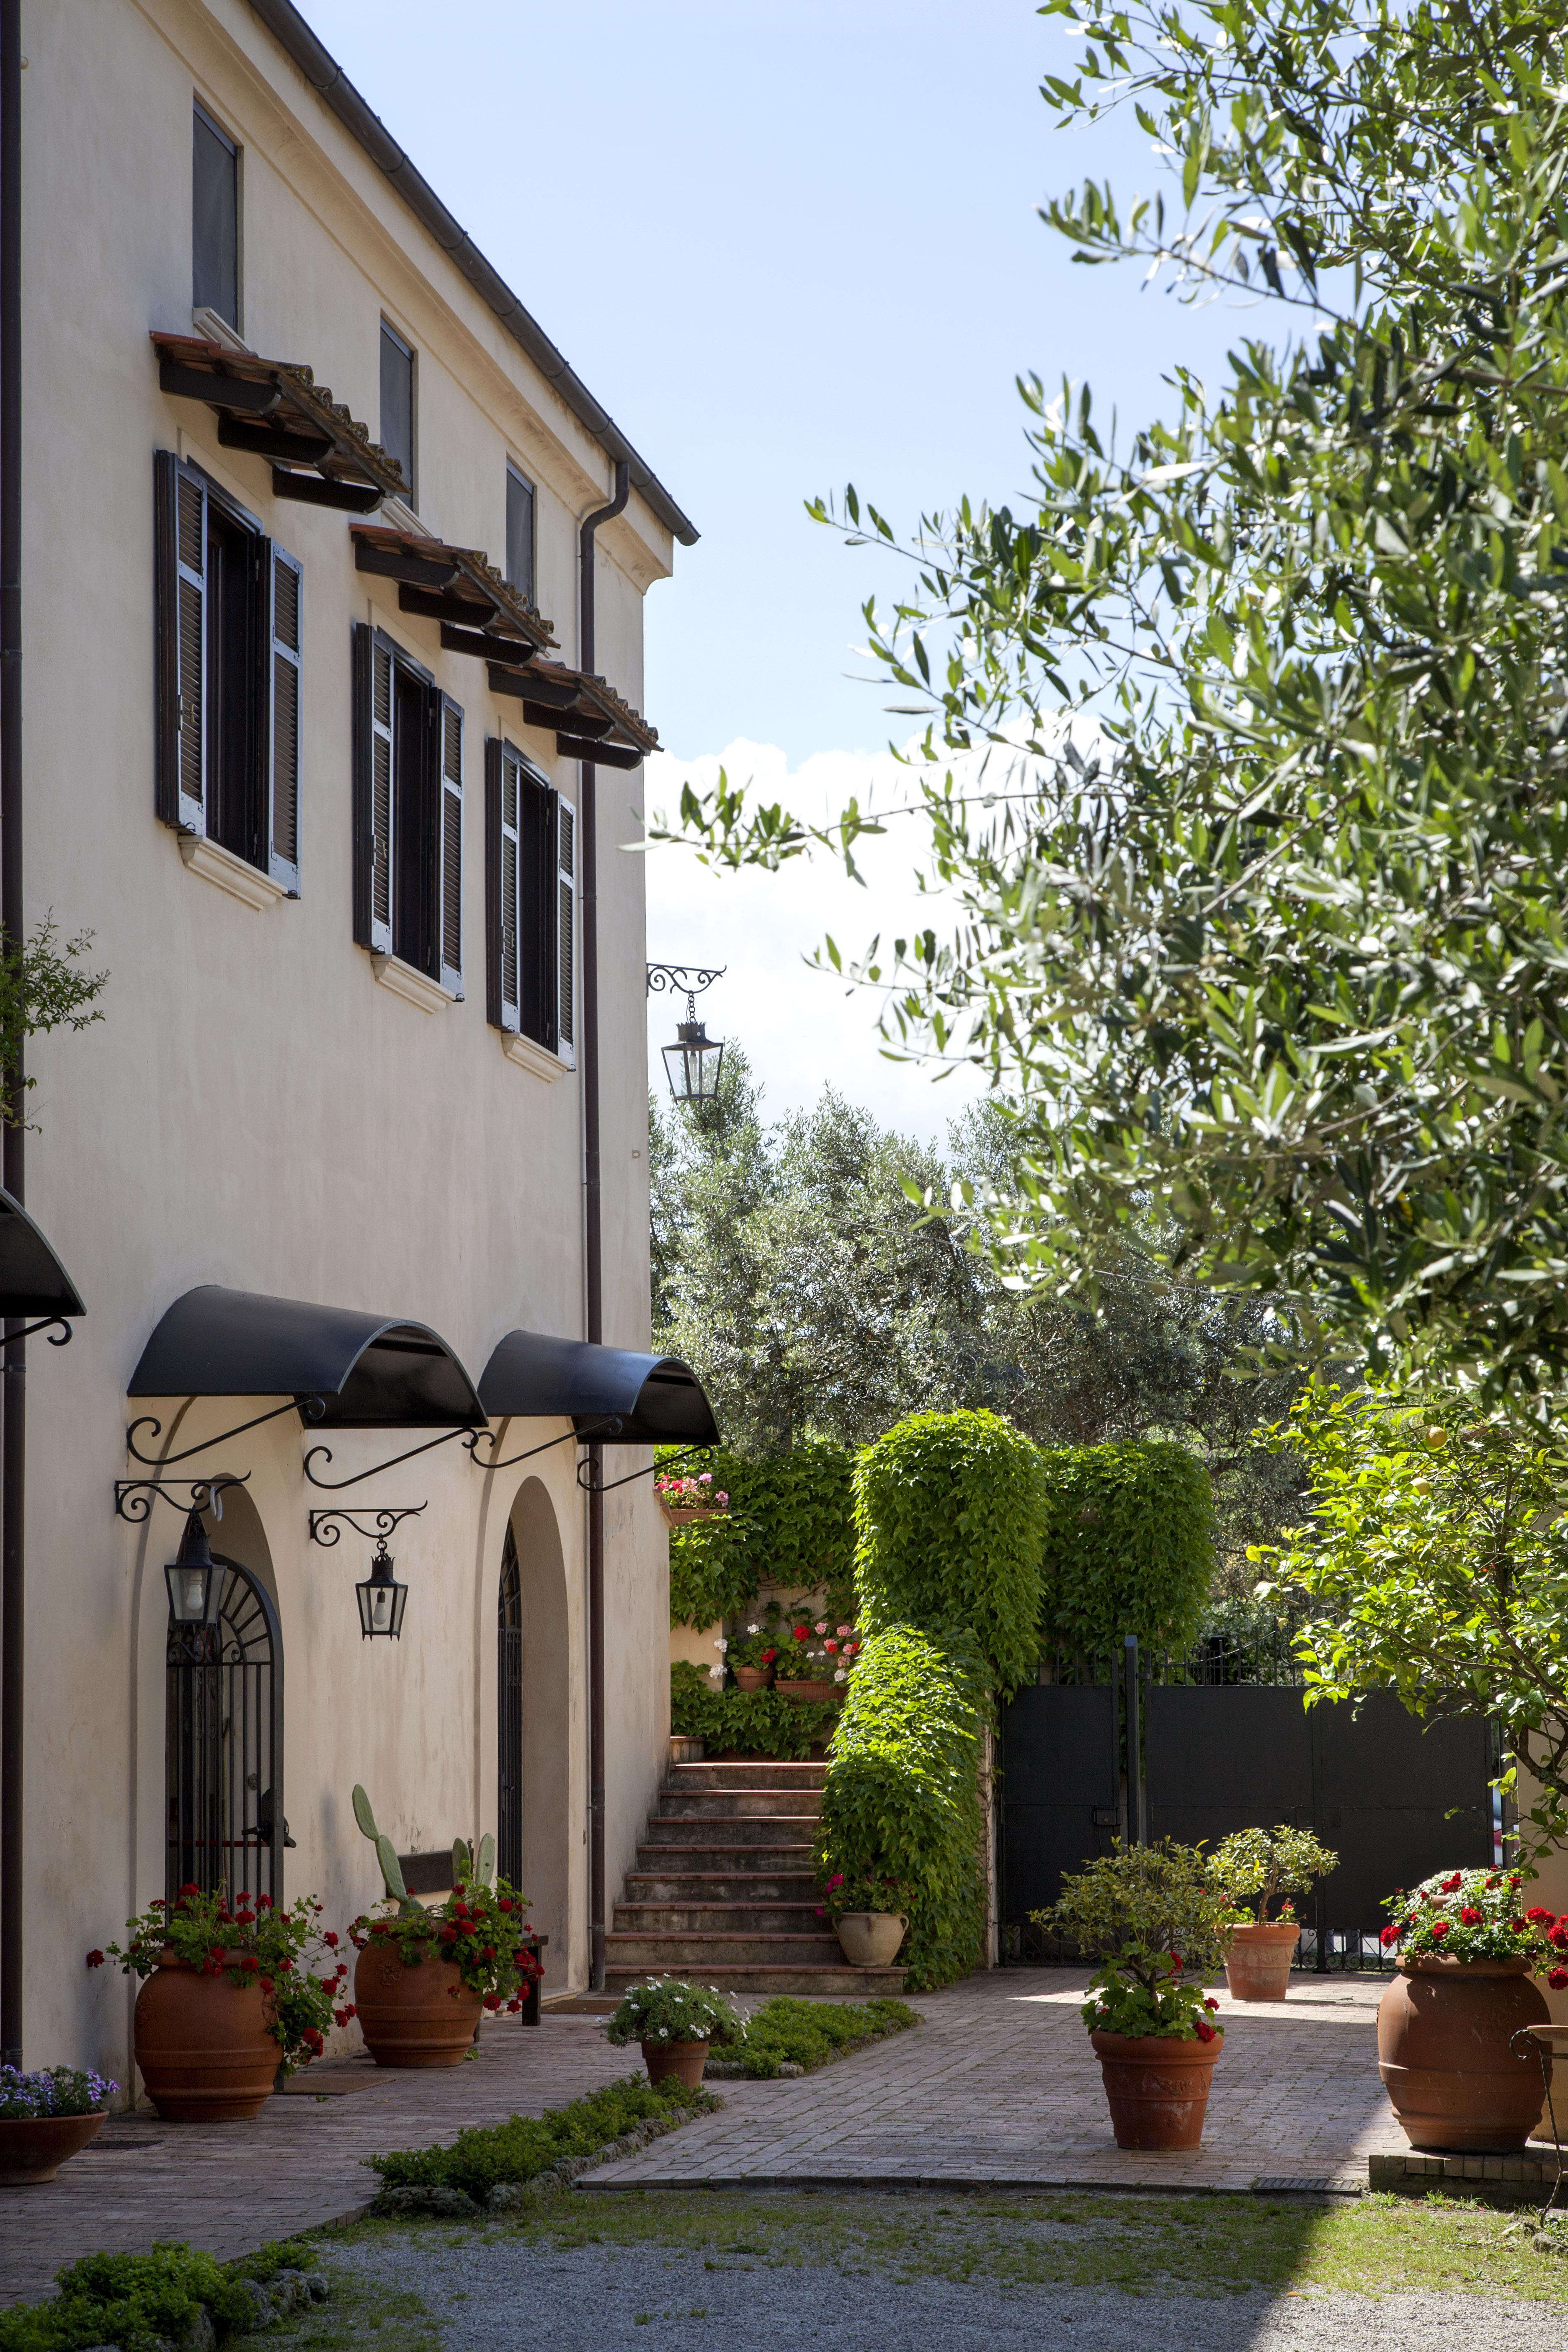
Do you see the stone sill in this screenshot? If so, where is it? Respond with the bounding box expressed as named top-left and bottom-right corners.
top-left (370, 953), bottom-right (456, 1015)
top-left (178, 833), bottom-right (288, 912)
top-left (503, 1029), bottom-right (571, 1083)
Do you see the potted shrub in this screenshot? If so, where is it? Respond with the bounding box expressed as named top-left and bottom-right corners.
top-left (816, 1866), bottom-right (908, 1968)
top-left (604, 1976), bottom-right (741, 2086)
top-left (1211, 1825), bottom-right (1339, 2001)
top-left (776, 1616), bottom-right (859, 1702)
top-left (1375, 1867), bottom-right (1567, 2150)
top-left (87, 1885), bottom-right (348, 2122)
top-left (351, 1863), bottom-right (542, 2068)
top-left (728, 1608), bottom-right (783, 1692)
top-left (1039, 1839), bottom-right (1233, 2151)
top-left (0, 2065), bottom-right (117, 2184)
top-left (656, 1470), bottom-right (730, 1528)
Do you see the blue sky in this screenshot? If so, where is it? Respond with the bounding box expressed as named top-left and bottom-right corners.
top-left (296, 0), bottom-right (1250, 1135)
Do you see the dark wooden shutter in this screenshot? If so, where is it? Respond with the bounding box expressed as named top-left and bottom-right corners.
top-left (438, 692), bottom-right (464, 998)
top-left (154, 451), bottom-right (207, 835)
top-left (351, 623), bottom-right (394, 954)
top-left (265, 544), bottom-right (302, 895)
top-left (555, 793), bottom-right (576, 1065)
top-left (486, 738), bottom-right (523, 1032)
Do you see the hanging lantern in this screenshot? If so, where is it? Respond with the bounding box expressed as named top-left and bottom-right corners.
top-left (164, 1509), bottom-right (222, 1627)
top-left (660, 992), bottom-right (725, 1104)
top-left (356, 1537), bottom-right (407, 1639)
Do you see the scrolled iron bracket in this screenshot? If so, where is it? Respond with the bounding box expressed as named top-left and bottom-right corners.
top-left (115, 1473), bottom-right (250, 1525)
top-left (309, 1504), bottom-right (427, 1547)
top-left (8, 1314), bottom-right (72, 1347)
top-left (126, 1393), bottom-right (326, 1469)
top-left (302, 1422), bottom-right (474, 1491)
top-left (465, 1416), bottom-right (623, 1473)
top-left (576, 1439), bottom-right (713, 1496)
top-left (645, 962), bottom-right (725, 999)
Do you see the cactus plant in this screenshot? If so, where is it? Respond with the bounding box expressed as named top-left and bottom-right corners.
top-left (475, 1832), bottom-right (495, 1889)
top-left (351, 1783), bottom-right (423, 1915)
top-left (449, 1833), bottom-right (497, 1891)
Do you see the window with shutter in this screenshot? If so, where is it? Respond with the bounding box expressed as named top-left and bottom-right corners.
top-left (486, 738), bottom-right (524, 1033)
top-left (266, 546), bottom-right (302, 895)
top-left (155, 451), bottom-right (208, 836)
top-left (438, 694), bottom-right (464, 998)
top-left (352, 624), bottom-right (462, 996)
top-left (556, 797), bottom-right (577, 1066)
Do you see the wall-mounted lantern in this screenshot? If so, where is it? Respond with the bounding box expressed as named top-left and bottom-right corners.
top-left (647, 963), bottom-right (726, 1104)
top-left (164, 1509), bottom-right (222, 1627)
top-left (356, 1537), bottom-right (408, 1640)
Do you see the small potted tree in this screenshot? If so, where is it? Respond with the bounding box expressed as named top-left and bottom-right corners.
top-left (604, 1977), bottom-right (741, 2086)
top-left (1037, 1840), bottom-right (1234, 2151)
top-left (0, 2066), bottom-right (117, 2184)
top-left (1211, 1825), bottom-right (1339, 2000)
top-left (816, 1865), bottom-right (909, 1968)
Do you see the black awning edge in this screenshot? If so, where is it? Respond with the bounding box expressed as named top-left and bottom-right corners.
top-left (129, 1284), bottom-right (484, 1429)
top-left (478, 1329), bottom-right (720, 1447)
top-left (0, 1187), bottom-right (84, 1318)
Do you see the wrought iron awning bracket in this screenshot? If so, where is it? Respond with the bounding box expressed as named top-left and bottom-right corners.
top-left (309, 1504), bottom-right (427, 1547)
top-left (126, 1394), bottom-right (326, 1469)
top-left (302, 1421), bottom-right (475, 1491)
top-left (8, 1314), bottom-right (72, 1347)
top-left (467, 1416), bottom-right (624, 1473)
top-left (646, 962), bottom-right (725, 999)
top-left (577, 1441), bottom-right (714, 1496)
top-left (115, 1473), bottom-right (250, 1525)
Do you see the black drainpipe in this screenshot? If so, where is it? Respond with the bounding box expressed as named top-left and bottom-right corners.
top-left (579, 459), bottom-right (628, 1993)
top-left (0, 0), bottom-right (24, 2069)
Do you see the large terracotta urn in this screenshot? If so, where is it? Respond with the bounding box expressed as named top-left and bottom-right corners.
top-left (1090, 2030), bottom-right (1224, 2151)
top-left (134, 1952), bottom-right (277, 2122)
top-left (1377, 1957), bottom-right (1550, 2150)
top-left (0, 2113), bottom-right (106, 2182)
top-left (1225, 1921), bottom-right (1301, 2002)
top-left (641, 2038), bottom-right (709, 2088)
top-left (354, 1940), bottom-right (483, 2068)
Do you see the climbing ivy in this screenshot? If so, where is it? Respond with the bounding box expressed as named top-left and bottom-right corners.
top-left (1037, 1441), bottom-right (1215, 1655)
top-left (663, 1442), bottom-right (856, 1629)
top-left (814, 1624), bottom-right (990, 1991)
top-left (853, 1411), bottom-right (1047, 1695)
top-left (669, 1659), bottom-right (836, 1761)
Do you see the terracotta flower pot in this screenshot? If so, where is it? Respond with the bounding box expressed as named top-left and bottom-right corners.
top-left (1378, 1956), bottom-right (1551, 2151)
top-left (1225, 1921), bottom-right (1302, 2001)
top-left (641, 2037), bottom-right (709, 2088)
top-left (776, 1678), bottom-right (840, 1703)
top-left (354, 1940), bottom-right (484, 2068)
top-left (134, 1952), bottom-right (277, 2122)
top-left (1090, 2030), bottom-right (1224, 2151)
top-left (0, 2112), bottom-right (106, 2183)
top-left (658, 1502), bottom-right (730, 1529)
top-left (731, 1666), bottom-right (773, 1692)
top-left (834, 1912), bottom-right (907, 1968)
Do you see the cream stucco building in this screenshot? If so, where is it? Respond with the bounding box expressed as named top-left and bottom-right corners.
top-left (0, 0), bottom-right (713, 2087)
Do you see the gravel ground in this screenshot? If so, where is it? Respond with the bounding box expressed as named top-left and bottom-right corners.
top-left (331, 2233), bottom-right (1566, 2352)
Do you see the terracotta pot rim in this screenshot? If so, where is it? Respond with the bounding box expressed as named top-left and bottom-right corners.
top-left (1398, 1955), bottom-right (1535, 1978)
top-left (154, 1946), bottom-right (259, 1971)
top-left (1230, 1921), bottom-right (1303, 1942)
top-left (638, 2038), bottom-right (710, 2054)
top-left (1089, 2028), bottom-right (1224, 2058)
top-left (0, 2110), bottom-right (109, 2130)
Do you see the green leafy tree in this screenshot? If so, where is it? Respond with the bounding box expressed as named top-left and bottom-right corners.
top-left (0, 915), bottom-right (106, 1126)
top-left (656, 0), bottom-right (1568, 1398)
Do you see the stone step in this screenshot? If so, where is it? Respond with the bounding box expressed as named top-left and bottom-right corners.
top-left (625, 1871), bottom-right (819, 1905)
top-left (640, 1817), bottom-right (815, 1850)
top-left (606, 1929), bottom-right (846, 1969)
top-left (605, 1963), bottom-right (908, 1997)
top-left (612, 1902), bottom-right (825, 1935)
top-left (656, 1788), bottom-right (823, 1819)
top-left (668, 1762), bottom-right (828, 1791)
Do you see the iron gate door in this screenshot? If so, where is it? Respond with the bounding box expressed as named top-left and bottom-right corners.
top-left (997, 1681), bottom-right (1120, 1940)
top-left (1307, 1693), bottom-right (1493, 1932)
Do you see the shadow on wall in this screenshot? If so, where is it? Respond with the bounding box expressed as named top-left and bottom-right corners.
top-left (507, 1475), bottom-right (570, 1987)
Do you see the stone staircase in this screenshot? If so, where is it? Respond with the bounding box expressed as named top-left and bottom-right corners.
top-left (606, 1760), bottom-right (907, 1995)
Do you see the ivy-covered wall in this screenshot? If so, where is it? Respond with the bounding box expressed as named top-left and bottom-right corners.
top-left (663, 1441), bottom-right (855, 1629)
top-left (1037, 1439), bottom-right (1215, 1654)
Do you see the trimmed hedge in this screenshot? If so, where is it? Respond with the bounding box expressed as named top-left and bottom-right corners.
top-left (670, 1659), bottom-right (836, 1760)
top-left (1038, 1440), bottom-right (1215, 1653)
top-left (854, 1411), bottom-right (1047, 1694)
top-left (367, 2074), bottom-right (708, 2200)
top-left (664, 1442), bottom-right (856, 1629)
top-left (0, 2241), bottom-right (322, 2352)
top-left (815, 1623), bottom-right (990, 1991)
top-left (735, 1994), bottom-right (918, 2077)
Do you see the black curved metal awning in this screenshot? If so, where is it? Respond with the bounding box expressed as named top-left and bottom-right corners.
top-left (478, 1330), bottom-right (720, 1446)
top-left (0, 1186), bottom-right (84, 1318)
top-left (129, 1285), bottom-right (484, 1427)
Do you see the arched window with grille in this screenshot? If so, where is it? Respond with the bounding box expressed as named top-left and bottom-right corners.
top-left (498, 1527), bottom-right (523, 1888)
top-left (165, 1555), bottom-right (284, 1905)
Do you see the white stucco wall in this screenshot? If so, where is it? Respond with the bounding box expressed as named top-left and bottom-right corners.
top-left (15, 0), bottom-right (677, 2085)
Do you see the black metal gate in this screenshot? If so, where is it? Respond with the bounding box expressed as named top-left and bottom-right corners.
top-left (497, 1527), bottom-right (523, 1888)
top-left (165, 1555), bottom-right (283, 1904)
top-left (998, 1637), bottom-right (1496, 1968)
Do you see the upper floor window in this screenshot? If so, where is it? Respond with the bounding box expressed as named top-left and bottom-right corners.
top-left (352, 626), bottom-right (463, 997)
top-left (486, 738), bottom-right (574, 1064)
top-left (154, 452), bottom-right (302, 894)
top-left (192, 101), bottom-right (239, 329)
top-left (505, 463), bottom-right (535, 605)
top-left (379, 321), bottom-right (415, 505)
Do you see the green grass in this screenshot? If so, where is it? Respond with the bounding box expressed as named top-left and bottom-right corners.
top-left (317, 2187), bottom-right (1568, 2303)
top-left (732, 1996), bottom-right (919, 2077)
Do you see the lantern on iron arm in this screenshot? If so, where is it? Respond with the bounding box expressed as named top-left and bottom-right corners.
top-left (356, 1537), bottom-right (408, 1640)
top-left (164, 1509), bottom-right (222, 1628)
top-left (647, 963), bottom-right (726, 1104)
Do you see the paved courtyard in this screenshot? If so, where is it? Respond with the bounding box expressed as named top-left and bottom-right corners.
top-left (0, 1970), bottom-right (1410, 2308)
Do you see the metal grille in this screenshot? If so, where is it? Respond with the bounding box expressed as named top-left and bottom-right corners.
top-left (498, 1529), bottom-right (523, 1889)
top-left (165, 1559), bottom-right (283, 1906)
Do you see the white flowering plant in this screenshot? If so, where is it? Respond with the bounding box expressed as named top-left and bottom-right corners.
top-left (604, 1977), bottom-right (743, 2050)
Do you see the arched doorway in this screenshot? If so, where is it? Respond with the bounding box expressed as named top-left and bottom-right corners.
top-left (498, 1527), bottom-right (524, 1887)
top-left (165, 1556), bottom-right (284, 1905)
top-left (500, 1479), bottom-right (570, 1978)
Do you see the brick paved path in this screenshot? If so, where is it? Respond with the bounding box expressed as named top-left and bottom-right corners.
top-left (588, 1968), bottom-right (1405, 2196)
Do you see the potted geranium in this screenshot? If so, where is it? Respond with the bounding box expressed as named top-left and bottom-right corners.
top-left (816, 1865), bottom-right (908, 1968)
top-left (87, 1885), bottom-right (348, 2121)
top-left (656, 1469), bottom-right (730, 1528)
top-left (0, 2065), bottom-right (117, 2185)
top-left (604, 1976), bottom-right (741, 2086)
top-left (1375, 1867), bottom-right (1567, 2151)
top-left (1038, 1840), bottom-right (1234, 2151)
top-left (351, 1858), bottom-right (542, 2068)
top-left (1211, 1825), bottom-right (1339, 2001)
top-left (776, 1617), bottom-right (858, 1702)
top-left (727, 1605), bottom-right (784, 1691)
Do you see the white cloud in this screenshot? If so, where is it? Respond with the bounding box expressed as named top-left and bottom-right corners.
top-left (632, 736), bottom-right (990, 1140)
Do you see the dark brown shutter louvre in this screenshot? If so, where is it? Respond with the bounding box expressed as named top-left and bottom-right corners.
top-left (351, 623), bottom-right (393, 952)
top-left (438, 692), bottom-right (464, 997)
top-left (266, 544), bottom-right (302, 895)
top-left (154, 450), bottom-right (206, 834)
top-left (556, 794), bottom-right (575, 1059)
top-left (486, 738), bottom-right (523, 1032)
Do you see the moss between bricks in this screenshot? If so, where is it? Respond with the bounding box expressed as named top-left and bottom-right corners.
top-left (0, 2241), bottom-right (330, 2352)
top-left (365, 2074), bottom-right (720, 2213)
